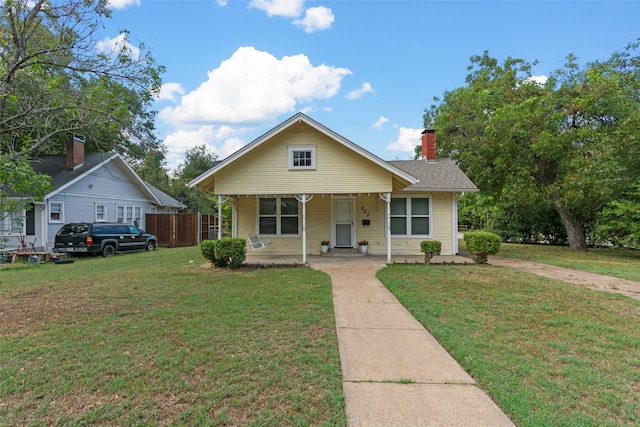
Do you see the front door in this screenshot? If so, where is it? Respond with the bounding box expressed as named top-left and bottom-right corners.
top-left (333, 198), bottom-right (354, 247)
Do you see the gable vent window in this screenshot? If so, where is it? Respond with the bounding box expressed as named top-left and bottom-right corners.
top-left (288, 146), bottom-right (316, 170)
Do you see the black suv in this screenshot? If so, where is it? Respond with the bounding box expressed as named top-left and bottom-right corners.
top-left (54, 222), bottom-right (157, 257)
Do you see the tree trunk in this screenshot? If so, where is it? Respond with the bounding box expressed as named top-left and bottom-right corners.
top-left (552, 199), bottom-right (587, 251)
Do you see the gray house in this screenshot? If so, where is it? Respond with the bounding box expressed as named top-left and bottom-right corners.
top-left (1, 136), bottom-right (184, 251)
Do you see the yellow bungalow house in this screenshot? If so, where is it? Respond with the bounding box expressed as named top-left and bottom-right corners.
top-left (189, 113), bottom-right (477, 263)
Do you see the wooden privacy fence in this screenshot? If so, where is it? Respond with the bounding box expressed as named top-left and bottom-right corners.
top-left (145, 213), bottom-right (221, 247)
top-left (146, 213), bottom-right (198, 247)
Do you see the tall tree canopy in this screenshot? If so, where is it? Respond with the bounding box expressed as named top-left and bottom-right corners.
top-left (171, 144), bottom-right (219, 214)
top-left (425, 41), bottom-right (640, 250)
top-left (0, 0), bottom-right (164, 159)
top-left (0, 0), bottom-right (164, 223)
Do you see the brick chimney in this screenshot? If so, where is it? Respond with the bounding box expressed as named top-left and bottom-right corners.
top-left (421, 128), bottom-right (436, 161)
top-left (66, 134), bottom-right (85, 170)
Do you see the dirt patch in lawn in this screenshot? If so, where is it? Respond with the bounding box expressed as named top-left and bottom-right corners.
top-left (0, 286), bottom-right (116, 336)
top-left (489, 256), bottom-right (640, 301)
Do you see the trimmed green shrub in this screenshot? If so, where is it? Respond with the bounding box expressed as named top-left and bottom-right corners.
top-left (464, 231), bottom-right (501, 264)
top-left (420, 240), bottom-right (442, 264)
top-left (200, 240), bottom-right (216, 263)
top-left (200, 238), bottom-right (247, 268)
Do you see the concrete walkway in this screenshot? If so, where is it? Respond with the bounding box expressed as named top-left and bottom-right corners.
top-left (310, 256), bottom-right (515, 427)
top-left (243, 252), bottom-right (640, 425)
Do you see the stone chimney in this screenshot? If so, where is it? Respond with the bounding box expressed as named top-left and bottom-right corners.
top-left (421, 128), bottom-right (436, 161)
top-left (66, 134), bottom-right (85, 170)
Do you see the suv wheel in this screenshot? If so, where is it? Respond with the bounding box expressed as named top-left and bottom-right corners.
top-left (145, 241), bottom-right (156, 252)
top-left (102, 244), bottom-right (116, 257)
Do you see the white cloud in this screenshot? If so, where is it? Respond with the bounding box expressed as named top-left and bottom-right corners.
top-left (156, 83), bottom-right (185, 102)
top-left (345, 82), bottom-right (373, 100)
top-left (163, 126), bottom-right (246, 173)
top-left (372, 116), bottom-right (389, 129)
top-left (159, 46), bottom-right (351, 126)
top-left (293, 6), bottom-right (334, 33)
top-left (108, 0), bottom-right (140, 9)
top-left (526, 75), bottom-right (548, 85)
top-left (216, 0), bottom-right (228, 6)
top-left (249, 0), bottom-right (304, 17)
top-left (386, 127), bottom-right (423, 153)
top-left (95, 33), bottom-right (140, 60)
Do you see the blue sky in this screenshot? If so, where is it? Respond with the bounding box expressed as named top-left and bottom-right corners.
top-left (101, 0), bottom-right (640, 171)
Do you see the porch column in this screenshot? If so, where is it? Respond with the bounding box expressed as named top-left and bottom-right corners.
top-left (217, 195), bottom-right (228, 240)
top-left (296, 194), bottom-right (313, 264)
top-left (379, 192), bottom-right (392, 263)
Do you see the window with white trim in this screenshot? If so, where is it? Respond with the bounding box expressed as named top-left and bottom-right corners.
top-left (390, 196), bottom-right (431, 236)
top-left (1, 210), bottom-right (24, 235)
top-left (49, 201), bottom-right (64, 223)
top-left (116, 205), bottom-right (142, 224)
top-left (258, 197), bottom-right (299, 235)
top-left (95, 204), bottom-right (107, 222)
top-left (288, 146), bottom-right (316, 170)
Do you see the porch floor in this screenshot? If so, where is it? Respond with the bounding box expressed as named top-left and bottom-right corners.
top-left (244, 253), bottom-right (472, 266)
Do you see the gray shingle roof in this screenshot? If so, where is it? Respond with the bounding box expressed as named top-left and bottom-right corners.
top-left (144, 182), bottom-right (186, 209)
top-left (388, 159), bottom-right (478, 192)
top-left (28, 152), bottom-right (184, 208)
top-left (31, 152), bottom-right (116, 191)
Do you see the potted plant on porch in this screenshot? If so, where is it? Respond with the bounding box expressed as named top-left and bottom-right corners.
top-left (358, 240), bottom-right (369, 254)
top-left (321, 240), bottom-right (330, 253)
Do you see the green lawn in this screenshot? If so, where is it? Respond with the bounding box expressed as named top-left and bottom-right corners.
top-left (4, 243), bottom-right (639, 426)
top-left (494, 242), bottom-right (640, 282)
top-left (0, 247), bottom-right (345, 426)
top-left (378, 264), bottom-right (640, 427)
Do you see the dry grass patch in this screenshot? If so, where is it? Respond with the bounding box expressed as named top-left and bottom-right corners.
top-left (1, 247), bottom-right (345, 426)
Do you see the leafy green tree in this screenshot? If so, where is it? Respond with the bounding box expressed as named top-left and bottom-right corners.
top-left (0, 155), bottom-right (50, 245)
top-left (593, 184), bottom-right (640, 247)
top-left (425, 42), bottom-right (640, 250)
top-left (0, 0), bottom-right (164, 227)
top-left (136, 148), bottom-right (171, 193)
top-left (173, 145), bottom-right (220, 214)
top-left (0, 0), bottom-right (164, 158)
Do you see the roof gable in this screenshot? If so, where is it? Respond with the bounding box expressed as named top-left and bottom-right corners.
top-left (30, 152), bottom-right (184, 208)
top-left (190, 112), bottom-right (418, 191)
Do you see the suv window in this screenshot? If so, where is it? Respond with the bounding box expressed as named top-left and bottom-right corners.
top-left (57, 223), bottom-right (88, 235)
top-left (116, 225), bottom-right (130, 234)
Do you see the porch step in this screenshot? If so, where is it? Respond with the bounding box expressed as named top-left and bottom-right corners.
top-left (320, 248), bottom-right (367, 257)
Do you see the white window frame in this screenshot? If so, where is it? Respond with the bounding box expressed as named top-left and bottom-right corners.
top-left (389, 195), bottom-right (432, 238)
top-left (134, 207), bottom-right (142, 227)
top-left (116, 204), bottom-right (142, 225)
top-left (288, 145), bottom-right (316, 170)
top-left (1, 209), bottom-right (24, 235)
top-left (49, 201), bottom-right (64, 223)
top-left (257, 197), bottom-right (300, 236)
top-left (95, 204), bottom-right (107, 222)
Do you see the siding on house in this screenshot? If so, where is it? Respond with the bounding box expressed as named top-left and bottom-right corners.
top-left (192, 113), bottom-right (477, 258)
top-left (238, 191), bottom-right (456, 256)
top-left (213, 122), bottom-right (397, 195)
top-left (44, 162), bottom-right (174, 249)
